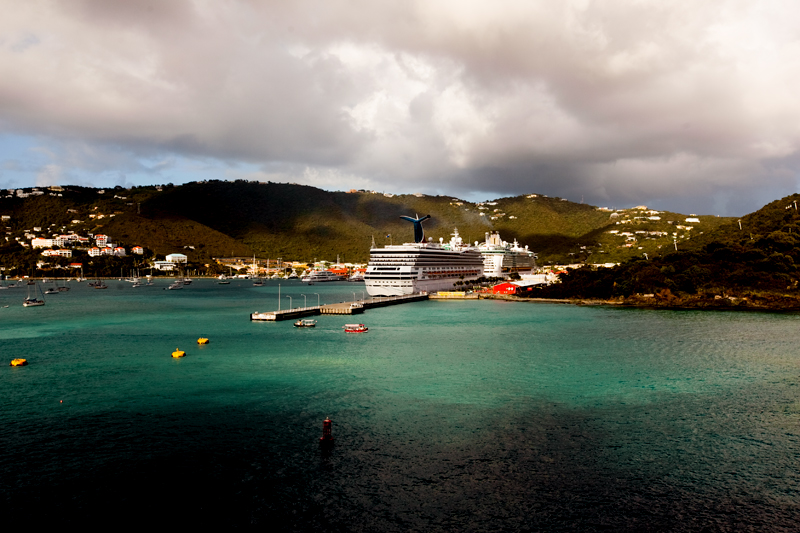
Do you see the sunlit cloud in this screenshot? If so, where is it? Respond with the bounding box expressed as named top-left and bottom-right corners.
top-left (1, 0), bottom-right (799, 214)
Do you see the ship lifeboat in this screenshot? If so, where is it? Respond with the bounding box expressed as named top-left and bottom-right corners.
top-left (197, 338), bottom-right (209, 344)
top-left (343, 324), bottom-right (368, 333)
top-left (10, 358), bottom-right (28, 366)
top-left (172, 348), bottom-right (186, 358)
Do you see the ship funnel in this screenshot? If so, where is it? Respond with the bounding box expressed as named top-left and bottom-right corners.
top-left (399, 214), bottom-right (431, 243)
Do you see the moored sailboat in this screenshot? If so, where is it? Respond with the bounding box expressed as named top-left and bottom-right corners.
top-left (23, 283), bottom-right (45, 307)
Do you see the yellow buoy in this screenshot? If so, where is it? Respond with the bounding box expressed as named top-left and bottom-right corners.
top-left (10, 358), bottom-right (28, 366)
top-left (197, 338), bottom-right (209, 345)
top-left (172, 348), bottom-right (185, 358)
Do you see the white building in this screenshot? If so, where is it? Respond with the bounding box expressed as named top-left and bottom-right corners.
top-left (153, 261), bottom-right (176, 271)
top-left (41, 249), bottom-right (72, 258)
top-left (31, 238), bottom-right (54, 248)
top-left (165, 253), bottom-right (188, 263)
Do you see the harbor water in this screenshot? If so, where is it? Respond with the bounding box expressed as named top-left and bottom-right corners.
top-left (2, 280), bottom-right (799, 530)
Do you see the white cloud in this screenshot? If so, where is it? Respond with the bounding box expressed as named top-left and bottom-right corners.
top-left (35, 163), bottom-right (62, 187)
top-left (1, 0), bottom-right (800, 214)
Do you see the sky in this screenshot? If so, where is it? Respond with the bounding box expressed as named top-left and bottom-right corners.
top-left (2, 0), bottom-right (800, 216)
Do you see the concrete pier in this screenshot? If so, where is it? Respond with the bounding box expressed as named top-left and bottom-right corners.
top-left (250, 293), bottom-right (429, 321)
top-left (250, 306), bottom-right (321, 321)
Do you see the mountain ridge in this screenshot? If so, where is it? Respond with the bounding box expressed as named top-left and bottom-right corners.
top-left (0, 181), bottom-right (735, 267)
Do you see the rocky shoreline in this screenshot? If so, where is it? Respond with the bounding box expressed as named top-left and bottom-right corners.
top-left (480, 292), bottom-right (800, 311)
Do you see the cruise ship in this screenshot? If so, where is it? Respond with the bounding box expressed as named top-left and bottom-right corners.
top-left (364, 215), bottom-right (484, 296)
top-left (478, 231), bottom-right (537, 277)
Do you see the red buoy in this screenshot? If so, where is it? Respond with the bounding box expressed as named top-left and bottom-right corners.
top-left (319, 417), bottom-right (334, 446)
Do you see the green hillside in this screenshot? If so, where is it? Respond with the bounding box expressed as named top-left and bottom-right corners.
top-left (0, 181), bottom-right (735, 271)
top-left (534, 193), bottom-right (800, 306)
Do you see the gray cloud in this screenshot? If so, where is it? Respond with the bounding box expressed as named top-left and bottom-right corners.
top-left (1, 0), bottom-right (799, 214)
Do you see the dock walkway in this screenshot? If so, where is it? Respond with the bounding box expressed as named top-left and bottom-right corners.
top-left (251, 293), bottom-right (429, 321)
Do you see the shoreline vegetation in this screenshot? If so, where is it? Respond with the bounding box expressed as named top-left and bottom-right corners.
top-left (481, 292), bottom-right (800, 311)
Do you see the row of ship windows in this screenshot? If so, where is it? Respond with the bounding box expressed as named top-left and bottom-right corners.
top-left (370, 265), bottom-right (482, 270)
top-left (366, 271), bottom-right (481, 280)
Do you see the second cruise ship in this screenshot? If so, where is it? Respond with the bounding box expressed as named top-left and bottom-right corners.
top-left (478, 231), bottom-right (537, 277)
top-left (364, 215), bottom-right (485, 296)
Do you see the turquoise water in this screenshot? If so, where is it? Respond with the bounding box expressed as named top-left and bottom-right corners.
top-left (2, 280), bottom-right (799, 530)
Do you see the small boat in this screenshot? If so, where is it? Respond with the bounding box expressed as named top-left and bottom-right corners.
top-left (23, 283), bottom-right (45, 306)
top-left (167, 281), bottom-right (184, 290)
top-left (300, 271), bottom-right (345, 283)
top-left (182, 278), bottom-right (193, 285)
top-left (294, 319), bottom-right (317, 328)
top-left (172, 348), bottom-right (186, 358)
top-left (343, 323), bottom-right (368, 333)
top-left (253, 278), bottom-right (264, 286)
top-left (197, 337), bottom-right (210, 344)
top-left (219, 267), bottom-right (233, 284)
top-left (44, 280), bottom-right (59, 295)
top-left (10, 358), bottom-right (28, 366)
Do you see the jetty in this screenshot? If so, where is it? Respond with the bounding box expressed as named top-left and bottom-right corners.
top-left (251, 293), bottom-right (428, 321)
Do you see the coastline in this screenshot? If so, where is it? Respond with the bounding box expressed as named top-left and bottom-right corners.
top-left (450, 292), bottom-right (800, 311)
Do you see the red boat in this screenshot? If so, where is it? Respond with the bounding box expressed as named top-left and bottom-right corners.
top-left (343, 323), bottom-right (368, 333)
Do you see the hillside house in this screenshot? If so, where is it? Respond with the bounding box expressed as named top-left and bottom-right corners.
top-left (165, 253), bottom-right (188, 263)
top-left (41, 249), bottom-right (72, 258)
top-left (153, 261), bottom-right (176, 271)
top-left (31, 238), bottom-right (54, 248)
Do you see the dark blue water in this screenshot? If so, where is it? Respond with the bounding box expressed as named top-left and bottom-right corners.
top-left (2, 280), bottom-right (799, 530)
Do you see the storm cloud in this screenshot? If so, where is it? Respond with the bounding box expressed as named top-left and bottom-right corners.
top-left (1, 0), bottom-right (799, 214)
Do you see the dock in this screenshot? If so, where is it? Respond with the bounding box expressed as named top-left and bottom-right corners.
top-left (251, 293), bottom-right (429, 321)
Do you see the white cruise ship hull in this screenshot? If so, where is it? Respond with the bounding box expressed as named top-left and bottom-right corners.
top-left (366, 277), bottom-right (480, 296)
top-left (364, 240), bottom-right (484, 297)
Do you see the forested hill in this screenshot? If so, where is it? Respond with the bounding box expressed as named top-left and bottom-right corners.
top-left (0, 181), bottom-right (731, 265)
top-left (534, 193), bottom-right (800, 307)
